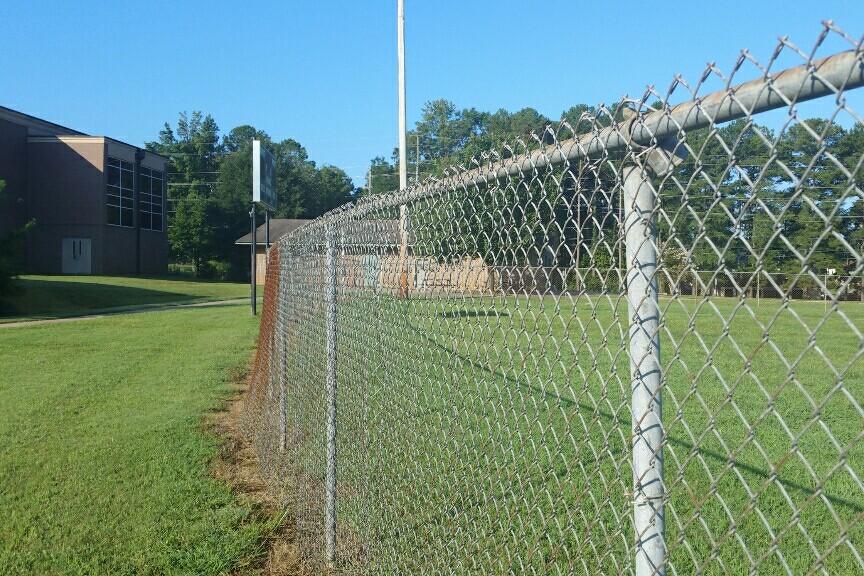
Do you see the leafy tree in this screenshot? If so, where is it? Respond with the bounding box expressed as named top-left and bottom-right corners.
top-left (167, 189), bottom-right (213, 277)
top-left (146, 111), bottom-right (223, 277)
top-left (309, 166), bottom-right (355, 217)
top-left (361, 157), bottom-right (400, 196)
top-left (561, 104), bottom-right (598, 137)
top-left (222, 125), bottom-right (261, 153)
top-left (508, 108), bottom-right (553, 144)
top-left (0, 180), bottom-right (35, 310)
top-left (772, 119), bottom-right (848, 276)
top-left (154, 111), bottom-right (222, 188)
top-left (211, 141), bottom-right (259, 278)
top-left (659, 120), bottom-right (775, 280)
top-left (394, 100), bottom-right (588, 267)
top-left (414, 99), bottom-right (480, 162)
top-left (214, 132), bottom-right (305, 277)
top-left (149, 111), bottom-right (363, 279)
top-left (271, 138), bottom-right (317, 218)
top-left (840, 124), bottom-right (864, 259)
top-left (210, 127), bottom-right (357, 278)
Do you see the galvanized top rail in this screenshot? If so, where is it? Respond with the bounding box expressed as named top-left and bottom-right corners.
top-left (298, 46), bottom-right (863, 232)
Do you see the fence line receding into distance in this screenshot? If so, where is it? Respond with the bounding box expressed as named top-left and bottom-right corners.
top-left (245, 23), bottom-right (864, 575)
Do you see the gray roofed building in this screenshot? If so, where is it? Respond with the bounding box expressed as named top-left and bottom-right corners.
top-left (234, 219), bottom-right (310, 246)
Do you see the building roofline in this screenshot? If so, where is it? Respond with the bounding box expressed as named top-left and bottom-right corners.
top-left (104, 136), bottom-right (170, 160)
top-left (28, 135), bottom-right (106, 144)
top-left (3, 105), bottom-right (169, 161)
top-left (0, 105), bottom-right (87, 136)
top-left (235, 219), bottom-right (312, 245)
top-left (25, 134), bottom-right (170, 161)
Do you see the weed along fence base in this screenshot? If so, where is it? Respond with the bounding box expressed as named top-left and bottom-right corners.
top-left (244, 25), bottom-right (864, 575)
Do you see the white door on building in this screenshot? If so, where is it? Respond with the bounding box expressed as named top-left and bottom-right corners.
top-left (62, 238), bottom-right (92, 274)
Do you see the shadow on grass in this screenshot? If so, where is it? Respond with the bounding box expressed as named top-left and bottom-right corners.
top-left (2, 279), bottom-right (203, 320)
top-left (403, 320), bottom-right (864, 516)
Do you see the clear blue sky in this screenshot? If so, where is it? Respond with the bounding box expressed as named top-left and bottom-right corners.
top-left (1, 1), bottom-right (862, 188)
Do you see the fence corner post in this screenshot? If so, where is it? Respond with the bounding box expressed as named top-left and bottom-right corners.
top-left (624, 161), bottom-right (665, 576)
top-left (623, 133), bottom-right (684, 576)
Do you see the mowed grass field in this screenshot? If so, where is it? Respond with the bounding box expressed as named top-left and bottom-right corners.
top-left (0, 302), bottom-right (266, 575)
top-left (0, 275), bottom-right (252, 322)
top-left (286, 292), bottom-right (864, 574)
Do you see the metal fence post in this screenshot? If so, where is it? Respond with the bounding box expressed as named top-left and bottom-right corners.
top-left (623, 135), bottom-right (683, 576)
top-left (398, 204), bottom-right (410, 298)
top-left (278, 251), bottom-right (288, 452)
top-left (324, 224), bottom-right (338, 565)
top-left (278, 347), bottom-right (287, 452)
top-left (251, 204), bottom-right (257, 316)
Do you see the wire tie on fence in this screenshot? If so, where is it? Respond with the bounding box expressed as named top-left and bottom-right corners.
top-left (634, 494), bottom-right (664, 507)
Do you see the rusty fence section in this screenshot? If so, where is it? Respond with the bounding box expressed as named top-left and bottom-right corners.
top-left (245, 24), bottom-right (864, 575)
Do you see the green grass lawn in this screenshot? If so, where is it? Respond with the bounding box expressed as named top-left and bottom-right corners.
top-left (0, 303), bottom-right (266, 575)
top-left (281, 293), bottom-right (864, 574)
top-left (0, 276), bottom-right (255, 322)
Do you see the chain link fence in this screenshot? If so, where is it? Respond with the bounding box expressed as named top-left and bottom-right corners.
top-left (244, 23), bottom-right (864, 575)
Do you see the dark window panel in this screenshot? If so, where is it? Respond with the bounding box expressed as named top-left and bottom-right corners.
top-left (107, 205), bottom-right (121, 225)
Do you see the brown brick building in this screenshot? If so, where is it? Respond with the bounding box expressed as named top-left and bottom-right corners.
top-left (0, 105), bottom-right (169, 276)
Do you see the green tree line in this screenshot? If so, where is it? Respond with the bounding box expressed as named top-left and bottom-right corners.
top-left (360, 99), bottom-right (601, 194)
top-left (362, 99), bottom-right (864, 295)
top-left (146, 112), bottom-right (356, 279)
top-left (150, 102), bottom-right (861, 288)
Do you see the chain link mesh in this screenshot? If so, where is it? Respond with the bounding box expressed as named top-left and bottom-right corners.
top-left (245, 24), bottom-right (864, 574)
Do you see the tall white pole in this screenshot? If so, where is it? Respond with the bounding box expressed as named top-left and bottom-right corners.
top-left (397, 0), bottom-right (410, 297)
top-left (398, 0), bottom-right (407, 190)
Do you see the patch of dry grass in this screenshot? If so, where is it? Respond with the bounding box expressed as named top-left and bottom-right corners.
top-left (207, 366), bottom-right (304, 576)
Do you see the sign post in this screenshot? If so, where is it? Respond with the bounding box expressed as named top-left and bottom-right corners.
top-left (250, 205), bottom-right (257, 315)
top-left (251, 140), bottom-right (277, 316)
